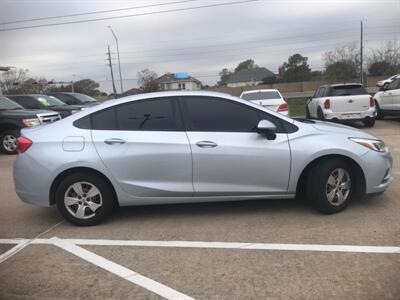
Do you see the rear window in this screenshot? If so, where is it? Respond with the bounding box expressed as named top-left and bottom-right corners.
top-left (331, 85), bottom-right (368, 96)
top-left (241, 91), bottom-right (281, 101)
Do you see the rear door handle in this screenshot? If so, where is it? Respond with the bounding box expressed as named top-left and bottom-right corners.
top-left (104, 138), bottom-right (126, 145)
top-left (196, 141), bottom-right (218, 148)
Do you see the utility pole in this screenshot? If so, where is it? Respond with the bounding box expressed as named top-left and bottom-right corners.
top-left (107, 45), bottom-right (117, 96)
top-left (360, 20), bottom-right (363, 86)
top-left (108, 26), bottom-right (123, 93)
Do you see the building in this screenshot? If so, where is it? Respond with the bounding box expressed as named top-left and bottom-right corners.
top-left (226, 67), bottom-right (275, 87)
top-left (158, 72), bottom-right (202, 91)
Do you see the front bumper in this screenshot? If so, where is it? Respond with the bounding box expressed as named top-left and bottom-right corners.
top-left (360, 149), bottom-right (393, 194)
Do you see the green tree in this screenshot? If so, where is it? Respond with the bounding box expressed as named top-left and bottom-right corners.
top-left (323, 44), bottom-right (359, 81)
top-left (217, 68), bottom-right (233, 87)
top-left (72, 79), bottom-right (101, 97)
top-left (280, 53), bottom-right (312, 82)
top-left (234, 59), bottom-right (258, 73)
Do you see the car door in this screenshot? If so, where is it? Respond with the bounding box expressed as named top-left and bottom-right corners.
top-left (180, 96), bottom-right (291, 195)
top-left (380, 79), bottom-right (400, 110)
top-left (387, 78), bottom-right (400, 111)
top-left (91, 97), bottom-right (193, 198)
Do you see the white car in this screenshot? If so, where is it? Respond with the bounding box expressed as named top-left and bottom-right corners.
top-left (240, 89), bottom-right (289, 115)
top-left (374, 77), bottom-right (400, 119)
top-left (377, 74), bottom-right (400, 89)
top-left (306, 83), bottom-right (376, 127)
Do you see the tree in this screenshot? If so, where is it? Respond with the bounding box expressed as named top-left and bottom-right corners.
top-left (217, 68), bottom-right (233, 87)
top-left (367, 41), bottom-right (400, 76)
top-left (0, 68), bottom-right (51, 95)
top-left (234, 59), bottom-right (258, 73)
top-left (280, 53), bottom-right (312, 82)
top-left (72, 79), bottom-right (101, 96)
top-left (323, 44), bottom-right (359, 81)
top-left (137, 69), bottom-right (159, 93)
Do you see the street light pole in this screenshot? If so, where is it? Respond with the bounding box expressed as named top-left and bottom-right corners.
top-left (108, 26), bottom-right (124, 93)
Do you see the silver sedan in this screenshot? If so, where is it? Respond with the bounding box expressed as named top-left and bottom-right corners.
top-left (13, 91), bottom-right (393, 226)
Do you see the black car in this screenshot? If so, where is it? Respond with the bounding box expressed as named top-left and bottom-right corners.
top-left (0, 96), bottom-right (60, 154)
top-left (49, 92), bottom-right (99, 107)
top-left (7, 94), bottom-right (83, 118)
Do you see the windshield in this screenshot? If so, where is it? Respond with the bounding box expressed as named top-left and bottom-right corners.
top-left (0, 96), bottom-right (24, 110)
top-left (71, 93), bottom-right (97, 103)
top-left (241, 91), bottom-right (281, 101)
top-left (34, 95), bottom-right (66, 107)
top-left (331, 85), bottom-right (368, 96)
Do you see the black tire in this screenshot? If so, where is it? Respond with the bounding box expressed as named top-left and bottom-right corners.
top-left (362, 117), bottom-right (375, 128)
top-left (55, 172), bottom-right (116, 226)
top-left (305, 106), bottom-right (311, 119)
top-left (0, 129), bottom-right (20, 154)
top-left (375, 100), bottom-right (384, 120)
top-left (317, 107), bottom-right (325, 121)
top-left (306, 159), bottom-right (353, 214)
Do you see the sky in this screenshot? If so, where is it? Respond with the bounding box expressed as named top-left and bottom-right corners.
top-left (0, 0), bottom-right (399, 93)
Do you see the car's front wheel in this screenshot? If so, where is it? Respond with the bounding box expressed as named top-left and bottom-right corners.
top-left (0, 129), bottom-right (20, 154)
top-left (306, 159), bottom-right (353, 214)
top-left (362, 117), bottom-right (375, 127)
top-left (55, 172), bottom-right (116, 226)
top-left (375, 100), bottom-right (384, 120)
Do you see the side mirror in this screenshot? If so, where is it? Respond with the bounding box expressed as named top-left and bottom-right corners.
top-left (257, 120), bottom-right (277, 140)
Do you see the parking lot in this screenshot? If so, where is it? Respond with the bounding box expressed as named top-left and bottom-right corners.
top-left (0, 119), bottom-right (399, 299)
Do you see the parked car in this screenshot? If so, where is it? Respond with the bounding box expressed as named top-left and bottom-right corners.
top-left (306, 83), bottom-right (376, 127)
top-left (7, 94), bottom-right (82, 118)
top-left (240, 89), bottom-right (289, 115)
top-left (374, 77), bottom-right (400, 119)
top-left (14, 91), bottom-right (392, 225)
top-left (0, 96), bottom-right (60, 154)
top-left (49, 92), bottom-right (99, 107)
top-left (376, 74), bottom-right (400, 89)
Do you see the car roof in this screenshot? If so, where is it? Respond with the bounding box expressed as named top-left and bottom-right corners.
top-left (319, 83), bottom-right (363, 88)
top-left (241, 89), bottom-right (280, 94)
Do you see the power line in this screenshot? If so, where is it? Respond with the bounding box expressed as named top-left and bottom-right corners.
top-left (0, 0), bottom-right (259, 32)
top-left (0, 0), bottom-right (198, 25)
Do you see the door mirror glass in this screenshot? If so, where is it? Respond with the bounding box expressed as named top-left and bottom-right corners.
top-left (257, 120), bottom-right (277, 140)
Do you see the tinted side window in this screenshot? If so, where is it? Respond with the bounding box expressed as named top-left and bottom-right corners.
top-left (183, 96), bottom-right (277, 133)
top-left (317, 87), bottom-right (326, 98)
top-left (91, 98), bottom-right (180, 131)
top-left (388, 78), bottom-right (400, 90)
top-left (53, 94), bottom-right (77, 105)
top-left (313, 88), bottom-right (320, 98)
top-left (116, 98), bottom-right (178, 131)
top-left (9, 96), bottom-right (42, 109)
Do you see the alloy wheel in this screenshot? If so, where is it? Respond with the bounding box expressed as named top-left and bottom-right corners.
top-left (64, 182), bottom-right (103, 219)
top-left (3, 135), bottom-right (17, 152)
top-left (325, 168), bottom-right (351, 206)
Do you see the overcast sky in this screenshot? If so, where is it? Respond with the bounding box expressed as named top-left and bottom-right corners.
top-left (0, 0), bottom-right (399, 93)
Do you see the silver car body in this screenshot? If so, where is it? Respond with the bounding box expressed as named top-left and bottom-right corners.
top-left (14, 91), bottom-right (393, 207)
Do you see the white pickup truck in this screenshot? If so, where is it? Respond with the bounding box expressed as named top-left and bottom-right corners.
top-left (306, 83), bottom-right (376, 127)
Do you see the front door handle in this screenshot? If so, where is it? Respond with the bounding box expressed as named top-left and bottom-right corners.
top-left (104, 138), bottom-right (126, 145)
top-left (196, 141), bottom-right (218, 148)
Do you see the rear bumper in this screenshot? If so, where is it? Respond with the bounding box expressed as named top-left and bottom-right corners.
top-left (323, 109), bottom-right (376, 121)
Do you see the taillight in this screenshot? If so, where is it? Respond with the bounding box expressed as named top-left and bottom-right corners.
top-left (277, 102), bottom-right (288, 112)
top-left (324, 99), bottom-right (331, 109)
top-left (370, 96), bottom-right (375, 107)
top-left (16, 137), bottom-right (32, 153)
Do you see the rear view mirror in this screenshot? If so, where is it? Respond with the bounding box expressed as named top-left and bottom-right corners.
top-left (257, 120), bottom-right (277, 140)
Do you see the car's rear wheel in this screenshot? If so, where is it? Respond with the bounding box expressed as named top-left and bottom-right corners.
top-left (55, 172), bottom-right (116, 226)
top-left (375, 100), bottom-right (384, 120)
top-left (0, 129), bottom-right (20, 154)
top-left (362, 117), bottom-right (375, 127)
top-left (306, 159), bottom-right (353, 214)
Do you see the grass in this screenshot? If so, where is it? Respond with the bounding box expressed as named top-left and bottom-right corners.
top-left (287, 98), bottom-right (307, 117)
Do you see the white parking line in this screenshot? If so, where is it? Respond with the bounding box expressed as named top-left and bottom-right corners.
top-left (1, 238), bottom-right (399, 254)
top-left (51, 238), bottom-right (195, 300)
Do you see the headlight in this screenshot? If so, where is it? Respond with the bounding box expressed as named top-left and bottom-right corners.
top-left (349, 138), bottom-right (388, 152)
top-left (71, 110), bottom-right (81, 115)
top-left (22, 118), bottom-right (41, 127)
